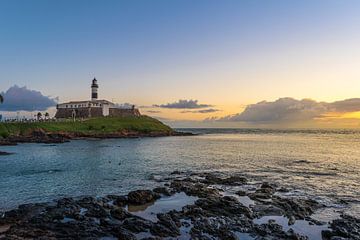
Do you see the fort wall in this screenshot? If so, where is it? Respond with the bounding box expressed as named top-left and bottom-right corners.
top-left (55, 107), bottom-right (141, 119)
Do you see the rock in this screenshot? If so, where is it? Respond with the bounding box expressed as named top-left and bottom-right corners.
top-left (127, 190), bottom-right (160, 205)
top-left (288, 215), bottom-right (296, 225)
top-left (107, 195), bottom-right (128, 207)
top-left (110, 208), bottom-right (131, 220)
top-left (195, 196), bottom-right (253, 218)
top-left (271, 196), bottom-right (322, 219)
top-left (122, 217), bottom-right (153, 233)
top-left (150, 213), bottom-right (180, 237)
top-left (252, 204), bottom-right (284, 217)
top-left (0, 140), bottom-right (17, 146)
top-left (0, 171), bottom-right (355, 240)
top-left (153, 187), bottom-right (171, 196)
top-left (170, 180), bottom-right (220, 198)
top-left (236, 190), bottom-right (247, 196)
top-left (0, 151), bottom-right (13, 155)
top-left (203, 174), bottom-right (247, 185)
top-left (112, 227), bottom-right (137, 240)
top-left (322, 215), bottom-right (360, 240)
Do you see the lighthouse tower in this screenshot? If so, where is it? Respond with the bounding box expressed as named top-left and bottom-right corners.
top-left (91, 78), bottom-right (99, 101)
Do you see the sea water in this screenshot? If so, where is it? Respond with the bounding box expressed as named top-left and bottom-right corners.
top-left (0, 129), bottom-right (359, 217)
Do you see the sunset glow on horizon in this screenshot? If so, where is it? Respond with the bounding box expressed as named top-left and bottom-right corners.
top-left (1, 0), bottom-right (360, 128)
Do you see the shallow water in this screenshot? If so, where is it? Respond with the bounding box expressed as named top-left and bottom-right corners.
top-left (0, 129), bottom-right (360, 218)
top-left (126, 192), bottom-right (198, 222)
top-left (254, 215), bottom-right (328, 240)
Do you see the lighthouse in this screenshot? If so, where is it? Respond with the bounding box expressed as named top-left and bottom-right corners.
top-left (91, 78), bottom-right (99, 101)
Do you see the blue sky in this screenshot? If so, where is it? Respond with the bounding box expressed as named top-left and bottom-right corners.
top-left (1, 0), bottom-right (360, 127)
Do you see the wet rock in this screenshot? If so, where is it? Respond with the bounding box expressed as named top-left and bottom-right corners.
top-left (288, 215), bottom-right (296, 225)
top-left (0, 203), bottom-right (47, 224)
top-left (128, 190), bottom-right (160, 205)
top-left (248, 191), bottom-right (273, 201)
top-left (254, 221), bottom-right (307, 239)
top-left (170, 170), bottom-right (182, 175)
top-left (122, 217), bottom-right (154, 233)
top-left (112, 227), bottom-right (137, 240)
top-left (196, 196), bottom-right (253, 218)
top-left (0, 171), bottom-right (355, 240)
top-left (154, 213), bottom-right (180, 236)
top-left (203, 173), bottom-right (247, 185)
top-left (252, 204), bottom-right (284, 217)
top-left (170, 180), bottom-right (220, 198)
top-left (107, 195), bottom-right (128, 207)
top-left (322, 215), bottom-right (360, 240)
top-left (271, 196), bottom-right (322, 219)
top-left (150, 213), bottom-right (181, 238)
top-left (190, 217), bottom-right (240, 240)
top-left (0, 151), bottom-right (13, 155)
top-left (236, 190), bottom-right (247, 196)
top-left (153, 187), bottom-right (172, 196)
top-left (110, 208), bottom-right (131, 220)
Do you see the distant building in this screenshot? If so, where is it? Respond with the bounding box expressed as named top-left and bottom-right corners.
top-left (55, 78), bottom-right (140, 119)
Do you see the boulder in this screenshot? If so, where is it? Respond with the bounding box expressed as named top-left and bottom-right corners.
top-left (127, 190), bottom-right (160, 205)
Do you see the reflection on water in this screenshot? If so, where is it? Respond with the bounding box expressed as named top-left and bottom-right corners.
top-left (0, 130), bottom-right (360, 217)
top-left (126, 192), bottom-right (198, 222)
top-left (254, 215), bottom-right (328, 240)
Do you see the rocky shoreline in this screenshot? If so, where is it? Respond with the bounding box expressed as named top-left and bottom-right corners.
top-left (0, 129), bottom-right (194, 145)
top-left (0, 171), bottom-right (359, 240)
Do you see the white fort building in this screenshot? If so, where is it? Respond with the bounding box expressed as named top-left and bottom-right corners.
top-left (55, 78), bottom-right (140, 119)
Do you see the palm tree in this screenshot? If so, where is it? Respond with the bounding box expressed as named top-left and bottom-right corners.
top-left (45, 112), bottom-right (50, 120)
top-left (37, 112), bottom-right (42, 121)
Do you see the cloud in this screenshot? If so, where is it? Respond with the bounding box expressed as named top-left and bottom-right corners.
top-left (327, 98), bottom-right (360, 112)
top-left (0, 85), bottom-right (58, 112)
top-left (154, 99), bottom-right (212, 109)
top-left (181, 108), bottom-right (221, 113)
top-left (216, 97), bottom-right (360, 123)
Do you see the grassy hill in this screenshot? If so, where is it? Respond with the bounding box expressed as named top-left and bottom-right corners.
top-left (0, 116), bottom-right (174, 139)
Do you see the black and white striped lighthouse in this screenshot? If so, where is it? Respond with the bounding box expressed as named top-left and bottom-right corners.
top-left (91, 78), bottom-right (99, 101)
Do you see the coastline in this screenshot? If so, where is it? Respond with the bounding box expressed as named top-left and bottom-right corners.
top-left (0, 171), bottom-right (358, 239)
top-left (0, 130), bottom-right (194, 145)
top-left (0, 116), bottom-right (194, 145)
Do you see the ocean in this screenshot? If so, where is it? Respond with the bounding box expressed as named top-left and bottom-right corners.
top-left (0, 128), bottom-right (359, 217)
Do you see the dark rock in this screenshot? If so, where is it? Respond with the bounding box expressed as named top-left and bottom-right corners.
top-left (0, 151), bottom-right (13, 155)
top-left (107, 195), bottom-right (128, 206)
top-left (252, 204), bottom-right (284, 217)
top-left (271, 196), bottom-right (322, 219)
top-left (153, 187), bottom-right (171, 196)
top-left (128, 190), bottom-right (160, 205)
top-left (122, 217), bottom-right (153, 233)
top-left (236, 190), bottom-right (247, 196)
top-left (150, 213), bottom-right (180, 238)
top-left (322, 215), bottom-right (360, 240)
top-left (260, 182), bottom-right (276, 189)
top-left (110, 208), bottom-right (131, 220)
top-left (195, 196), bottom-right (253, 218)
top-left (112, 227), bottom-right (137, 240)
top-left (170, 180), bottom-right (220, 198)
top-left (203, 174), bottom-right (247, 185)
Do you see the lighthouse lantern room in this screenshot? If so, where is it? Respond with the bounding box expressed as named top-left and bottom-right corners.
top-left (91, 78), bottom-right (99, 101)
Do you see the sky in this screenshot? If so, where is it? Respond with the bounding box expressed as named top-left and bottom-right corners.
top-left (1, 0), bottom-right (360, 128)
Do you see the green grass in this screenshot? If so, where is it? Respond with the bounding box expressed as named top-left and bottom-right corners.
top-left (0, 116), bottom-right (173, 138)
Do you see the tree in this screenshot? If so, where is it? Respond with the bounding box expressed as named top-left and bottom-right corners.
top-left (37, 112), bottom-right (42, 121)
top-left (45, 112), bottom-right (50, 120)
top-left (0, 94), bottom-right (3, 103)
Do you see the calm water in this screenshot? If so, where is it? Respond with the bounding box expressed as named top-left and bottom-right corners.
top-left (1, 129), bottom-right (360, 217)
